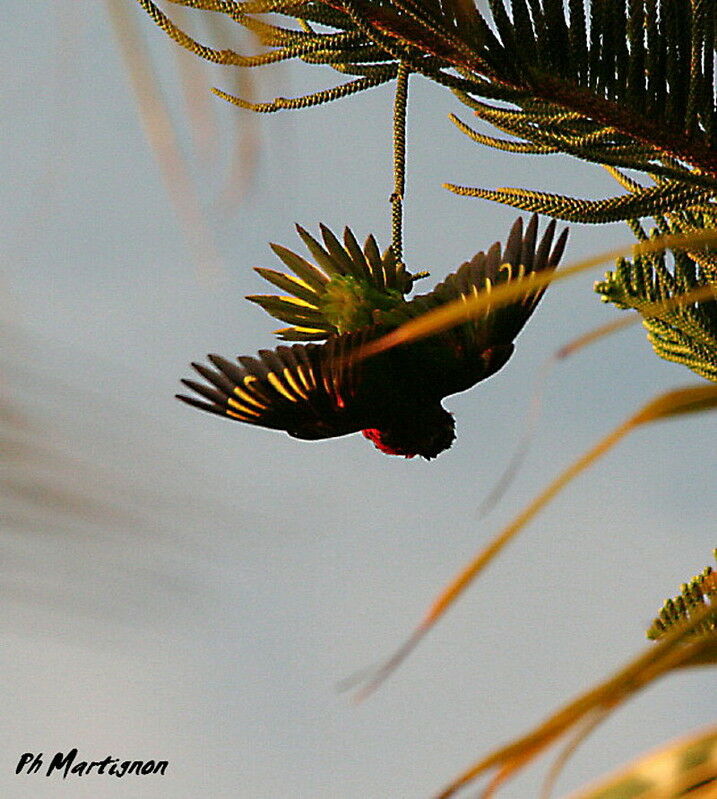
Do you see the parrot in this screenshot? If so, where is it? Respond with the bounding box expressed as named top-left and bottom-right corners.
top-left (177, 214), bottom-right (568, 459)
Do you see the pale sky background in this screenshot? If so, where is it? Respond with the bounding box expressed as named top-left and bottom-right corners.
top-left (1, 3), bottom-right (715, 798)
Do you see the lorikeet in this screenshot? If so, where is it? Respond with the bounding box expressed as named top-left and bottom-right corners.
top-left (178, 214), bottom-right (568, 459)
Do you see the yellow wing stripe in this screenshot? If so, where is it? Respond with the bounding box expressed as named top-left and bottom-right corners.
top-left (284, 274), bottom-right (316, 293)
top-left (279, 295), bottom-right (317, 308)
top-left (243, 374), bottom-right (272, 402)
top-left (499, 263), bottom-right (527, 282)
top-left (291, 326), bottom-right (329, 335)
top-left (283, 368), bottom-right (308, 399)
top-left (233, 385), bottom-right (266, 410)
top-left (226, 408), bottom-right (253, 422)
top-left (228, 397), bottom-right (262, 417)
top-left (295, 364), bottom-right (314, 392)
top-left (267, 372), bottom-right (298, 402)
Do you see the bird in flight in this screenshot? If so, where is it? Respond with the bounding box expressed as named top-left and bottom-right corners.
top-left (178, 214), bottom-right (568, 459)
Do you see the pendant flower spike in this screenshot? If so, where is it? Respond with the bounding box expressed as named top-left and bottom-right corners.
top-left (178, 215), bottom-right (568, 459)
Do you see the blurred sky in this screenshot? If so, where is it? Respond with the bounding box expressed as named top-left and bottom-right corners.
top-left (1, 2), bottom-right (715, 798)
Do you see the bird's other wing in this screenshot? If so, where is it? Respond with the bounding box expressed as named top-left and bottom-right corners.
top-left (411, 214), bottom-right (567, 347)
top-left (177, 329), bottom-right (382, 441)
top-left (402, 214), bottom-right (568, 393)
top-left (246, 224), bottom-right (426, 341)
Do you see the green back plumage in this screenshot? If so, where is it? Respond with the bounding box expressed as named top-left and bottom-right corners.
top-left (248, 217), bottom-right (567, 366)
top-left (246, 224), bottom-right (428, 340)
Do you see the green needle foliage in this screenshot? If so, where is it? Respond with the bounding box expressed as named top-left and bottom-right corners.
top-left (647, 549), bottom-right (717, 645)
top-left (136, 0), bottom-right (717, 189)
top-left (137, 0), bottom-right (717, 383)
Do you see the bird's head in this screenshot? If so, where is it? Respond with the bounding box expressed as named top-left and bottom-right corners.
top-left (362, 405), bottom-right (456, 460)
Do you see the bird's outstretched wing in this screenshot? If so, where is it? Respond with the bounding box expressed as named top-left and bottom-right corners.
top-left (177, 329), bottom-right (385, 441)
top-left (179, 215), bottom-right (568, 456)
top-left (403, 214), bottom-right (568, 392)
top-left (408, 214), bottom-right (568, 347)
top-left (246, 224), bottom-right (426, 340)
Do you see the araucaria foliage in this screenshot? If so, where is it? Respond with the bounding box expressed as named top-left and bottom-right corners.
top-left (138, 0), bottom-right (717, 382)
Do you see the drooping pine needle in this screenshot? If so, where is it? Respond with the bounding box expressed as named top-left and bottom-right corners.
top-left (391, 62), bottom-right (410, 266)
top-left (539, 707), bottom-right (613, 799)
top-left (435, 603), bottom-right (717, 798)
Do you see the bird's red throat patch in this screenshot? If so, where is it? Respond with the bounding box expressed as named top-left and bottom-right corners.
top-left (361, 428), bottom-right (416, 458)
